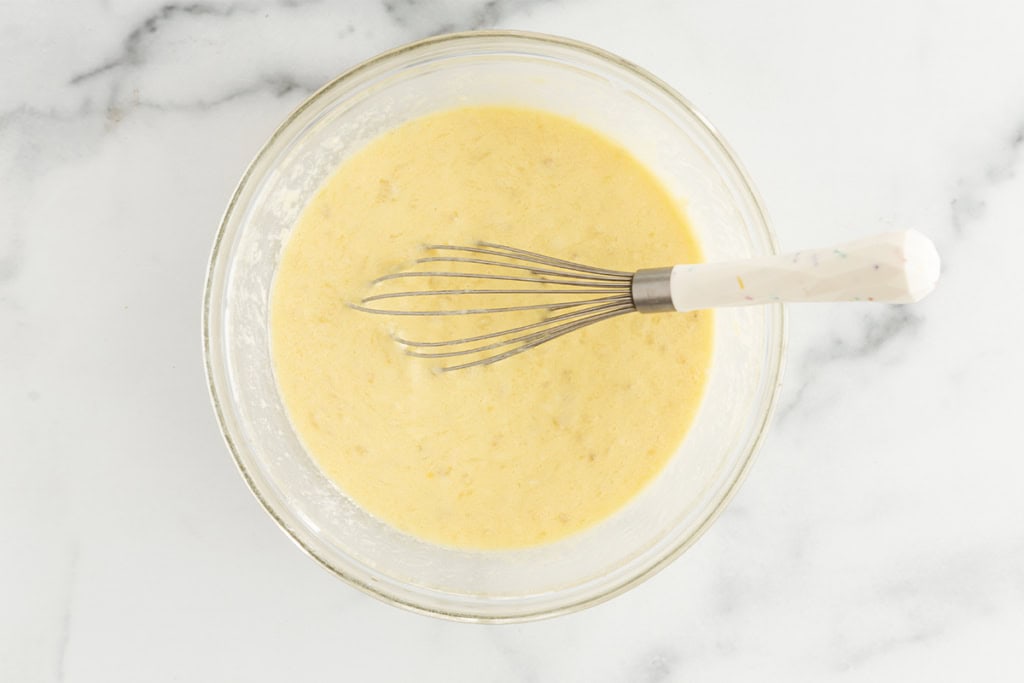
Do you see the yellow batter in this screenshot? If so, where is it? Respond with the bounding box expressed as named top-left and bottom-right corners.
top-left (270, 106), bottom-right (712, 549)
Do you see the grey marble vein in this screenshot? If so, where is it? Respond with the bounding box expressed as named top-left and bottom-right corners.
top-left (69, 0), bottom-right (329, 89)
top-left (0, 229), bottom-right (22, 284)
top-left (827, 306), bottom-right (922, 363)
top-left (778, 305), bottom-right (923, 422)
top-left (54, 543), bottom-right (78, 683)
top-left (39, 0), bottom-right (564, 127)
top-left (950, 122), bottom-right (1024, 238)
top-left (67, 1), bottom-right (322, 117)
top-left (128, 73), bottom-right (312, 113)
top-left (635, 648), bottom-right (677, 683)
top-left (779, 113), bottom-right (1024, 424)
top-left (481, 628), bottom-right (542, 683)
top-left (837, 626), bottom-right (944, 673)
top-left (69, 4), bottom-right (242, 86)
top-left (384, 0), bottom-right (552, 35)
top-left (0, 106), bottom-right (109, 290)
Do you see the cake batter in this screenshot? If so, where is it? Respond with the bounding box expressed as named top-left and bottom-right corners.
top-left (271, 106), bottom-right (713, 549)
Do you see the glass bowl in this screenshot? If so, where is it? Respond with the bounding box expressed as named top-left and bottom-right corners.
top-left (203, 30), bottom-right (785, 622)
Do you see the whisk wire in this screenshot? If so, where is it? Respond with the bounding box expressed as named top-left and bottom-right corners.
top-left (351, 294), bottom-right (633, 317)
top-left (394, 299), bottom-right (634, 348)
top-left (437, 305), bottom-right (635, 371)
top-left (354, 242), bottom-right (641, 370)
top-left (427, 242), bottom-right (633, 278)
top-left (377, 258), bottom-right (631, 283)
top-left (404, 304), bottom-right (634, 359)
top-left (362, 287), bottom-right (628, 304)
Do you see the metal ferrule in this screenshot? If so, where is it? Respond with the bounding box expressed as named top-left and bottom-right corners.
top-left (630, 267), bottom-right (675, 313)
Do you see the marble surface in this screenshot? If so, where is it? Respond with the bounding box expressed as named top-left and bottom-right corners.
top-left (3, 0), bottom-right (1023, 680)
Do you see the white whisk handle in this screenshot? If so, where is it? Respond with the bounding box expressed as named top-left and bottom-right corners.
top-left (667, 230), bottom-right (940, 311)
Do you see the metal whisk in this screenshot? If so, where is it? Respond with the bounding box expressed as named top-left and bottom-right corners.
top-left (352, 231), bottom-right (940, 371)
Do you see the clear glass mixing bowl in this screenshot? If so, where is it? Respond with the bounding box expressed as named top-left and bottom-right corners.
top-left (203, 30), bottom-right (785, 622)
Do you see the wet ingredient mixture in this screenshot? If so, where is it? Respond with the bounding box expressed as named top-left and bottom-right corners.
top-left (271, 106), bottom-right (713, 549)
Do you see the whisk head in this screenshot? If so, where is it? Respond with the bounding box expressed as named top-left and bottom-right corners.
top-left (351, 242), bottom-right (638, 371)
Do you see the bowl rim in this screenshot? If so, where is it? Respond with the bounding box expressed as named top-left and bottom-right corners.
top-left (202, 28), bottom-right (787, 622)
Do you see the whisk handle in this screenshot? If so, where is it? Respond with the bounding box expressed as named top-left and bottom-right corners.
top-left (666, 230), bottom-right (940, 311)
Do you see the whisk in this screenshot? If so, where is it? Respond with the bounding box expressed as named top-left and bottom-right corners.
top-left (352, 230), bottom-right (940, 371)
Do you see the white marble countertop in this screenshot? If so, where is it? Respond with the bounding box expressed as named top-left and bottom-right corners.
top-left (3, 1), bottom-right (1023, 680)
